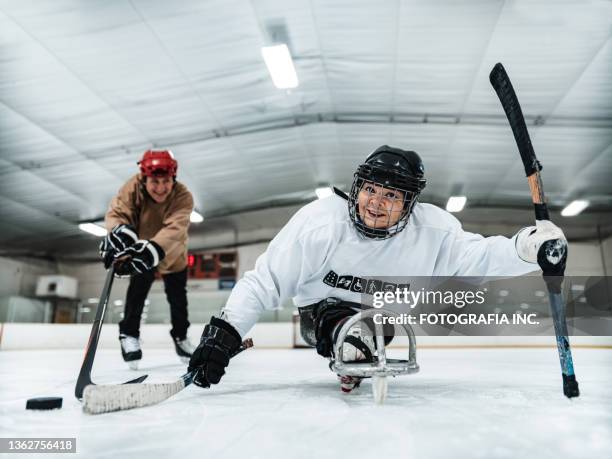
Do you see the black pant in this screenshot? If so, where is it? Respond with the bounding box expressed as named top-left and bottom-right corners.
top-left (119, 268), bottom-right (190, 340)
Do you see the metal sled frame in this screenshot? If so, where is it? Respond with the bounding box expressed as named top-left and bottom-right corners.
top-left (330, 308), bottom-right (419, 378)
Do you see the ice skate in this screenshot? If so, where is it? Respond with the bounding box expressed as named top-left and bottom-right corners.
top-left (119, 334), bottom-right (142, 370)
top-left (334, 320), bottom-right (374, 394)
top-left (338, 374), bottom-right (364, 393)
top-left (172, 334), bottom-right (195, 364)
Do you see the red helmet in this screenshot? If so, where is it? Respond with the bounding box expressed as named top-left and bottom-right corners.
top-left (138, 150), bottom-right (178, 177)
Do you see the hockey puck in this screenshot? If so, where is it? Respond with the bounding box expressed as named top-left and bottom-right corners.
top-left (26, 397), bottom-right (63, 410)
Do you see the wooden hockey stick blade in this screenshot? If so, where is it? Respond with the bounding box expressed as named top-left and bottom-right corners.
top-left (83, 375), bottom-right (189, 414)
top-left (76, 364), bottom-right (149, 402)
top-left (83, 338), bottom-right (253, 414)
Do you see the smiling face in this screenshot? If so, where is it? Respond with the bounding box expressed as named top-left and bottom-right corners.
top-left (357, 181), bottom-right (406, 229)
top-left (145, 176), bottom-right (174, 203)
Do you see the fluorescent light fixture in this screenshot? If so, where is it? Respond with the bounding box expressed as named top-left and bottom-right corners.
top-left (78, 222), bottom-right (107, 237)
top-left (261, 44), bottom-right (298, 89)
top-left (446, 196), bottom-right (467, 213)
top-left (315, 187), bottom-right (334, 199)
top-left (190, 211), bottom-right (204, 223)
top-left (561, 200), bottom-right (589, 217)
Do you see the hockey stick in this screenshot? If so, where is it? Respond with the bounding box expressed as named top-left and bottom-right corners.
top-left (82, 338), bottom-right (253, 414)
top-left (75, 266), bottom-right (148, 400)
top-left (489, 63), bottom-right (579, 398)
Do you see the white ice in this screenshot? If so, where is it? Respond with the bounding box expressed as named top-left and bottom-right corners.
top-left (1, 347), bottom-right (611, 459)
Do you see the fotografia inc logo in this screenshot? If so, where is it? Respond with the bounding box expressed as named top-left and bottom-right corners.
top-left (372, 287), bottom-right (487, 309)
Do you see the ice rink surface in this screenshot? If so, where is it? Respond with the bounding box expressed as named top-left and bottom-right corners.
top-left (1, 346), bottom-right (611, 459)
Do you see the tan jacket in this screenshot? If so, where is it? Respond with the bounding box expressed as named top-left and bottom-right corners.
top-left (105, 174), bottom-right (194, 274)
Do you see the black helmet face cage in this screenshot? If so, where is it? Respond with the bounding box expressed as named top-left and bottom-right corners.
top-left (348, 174), bottom-right (419, 240)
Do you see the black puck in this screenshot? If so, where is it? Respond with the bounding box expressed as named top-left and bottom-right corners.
top-left (26, 397), bottom-right (63, 410)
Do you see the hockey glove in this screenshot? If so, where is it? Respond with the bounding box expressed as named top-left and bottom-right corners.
top-left (113, 239), bottom-right (165, 276)
top-left (99, 224), bottom-right (138, 269)
top-left (515, 220), bottom-right (566, 265)
top-left (188, 317), bottom-right (242, 388)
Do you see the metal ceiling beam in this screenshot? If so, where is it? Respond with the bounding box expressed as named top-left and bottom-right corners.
top-left (2, 112), bottom-right (610, 175)
top-left (138, 111), bottom-right (612, 151)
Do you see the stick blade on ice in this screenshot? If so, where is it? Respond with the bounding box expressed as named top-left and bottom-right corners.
top-left (82, 380), bottom-right (186, 414)
top-left (82, 339), bottom-right (253, 414)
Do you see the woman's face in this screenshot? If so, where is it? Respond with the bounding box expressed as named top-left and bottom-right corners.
top-left (357, 181), bottom-right (406, 229)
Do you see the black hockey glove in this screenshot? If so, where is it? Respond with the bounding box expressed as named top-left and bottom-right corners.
top-left (188, 317), bottom-right (242, 388)
top-left (99, 224), bottom-right (138, 269)
top-left (113, 240), bottom-right (165, 276)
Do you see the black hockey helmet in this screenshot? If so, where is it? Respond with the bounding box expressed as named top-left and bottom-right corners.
top-left (348, 145), bottom-right (426, 239)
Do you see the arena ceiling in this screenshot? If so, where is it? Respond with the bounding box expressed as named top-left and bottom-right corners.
top-left (0, 0), bottom-right (611, 256)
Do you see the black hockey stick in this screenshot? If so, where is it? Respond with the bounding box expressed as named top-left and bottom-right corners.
top-left (75, 265), bottom-right (148, 400)
top-left (82, 338), bottom-right (254, 414)
top-left (489, 63), bottom-right (579, 398)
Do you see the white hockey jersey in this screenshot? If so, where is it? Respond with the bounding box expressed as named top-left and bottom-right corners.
top-left (222, 195), bottom-right (538, 336)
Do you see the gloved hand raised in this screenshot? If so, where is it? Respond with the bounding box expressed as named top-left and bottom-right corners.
top-left (113, 239), bottom-right (165, 276)
top-left (99, 224), bottom-right (138, 269)
top-left (515, 220), bottom-right (567, 273)
top-left (188, 317), bottom-right (242, 388)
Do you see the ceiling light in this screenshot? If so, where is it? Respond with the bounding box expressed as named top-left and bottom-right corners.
top-left (446, 196), bottom-right (467, 213)
top-left (78, 223), bottom-right (107, 237)
top-left (261, 44), bottom-right (298, 89)
top-left (190, 211), bottom-right (204, 223)
top-left (315, 187), bottom-right (334, 199)
top-left (561, 200), bottom-right (589, 217)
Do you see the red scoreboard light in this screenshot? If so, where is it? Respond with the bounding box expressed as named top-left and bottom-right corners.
top-left (186, 251), bottom-right (238, 280)
top-left (155, 252), bottom-right (197, 281)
